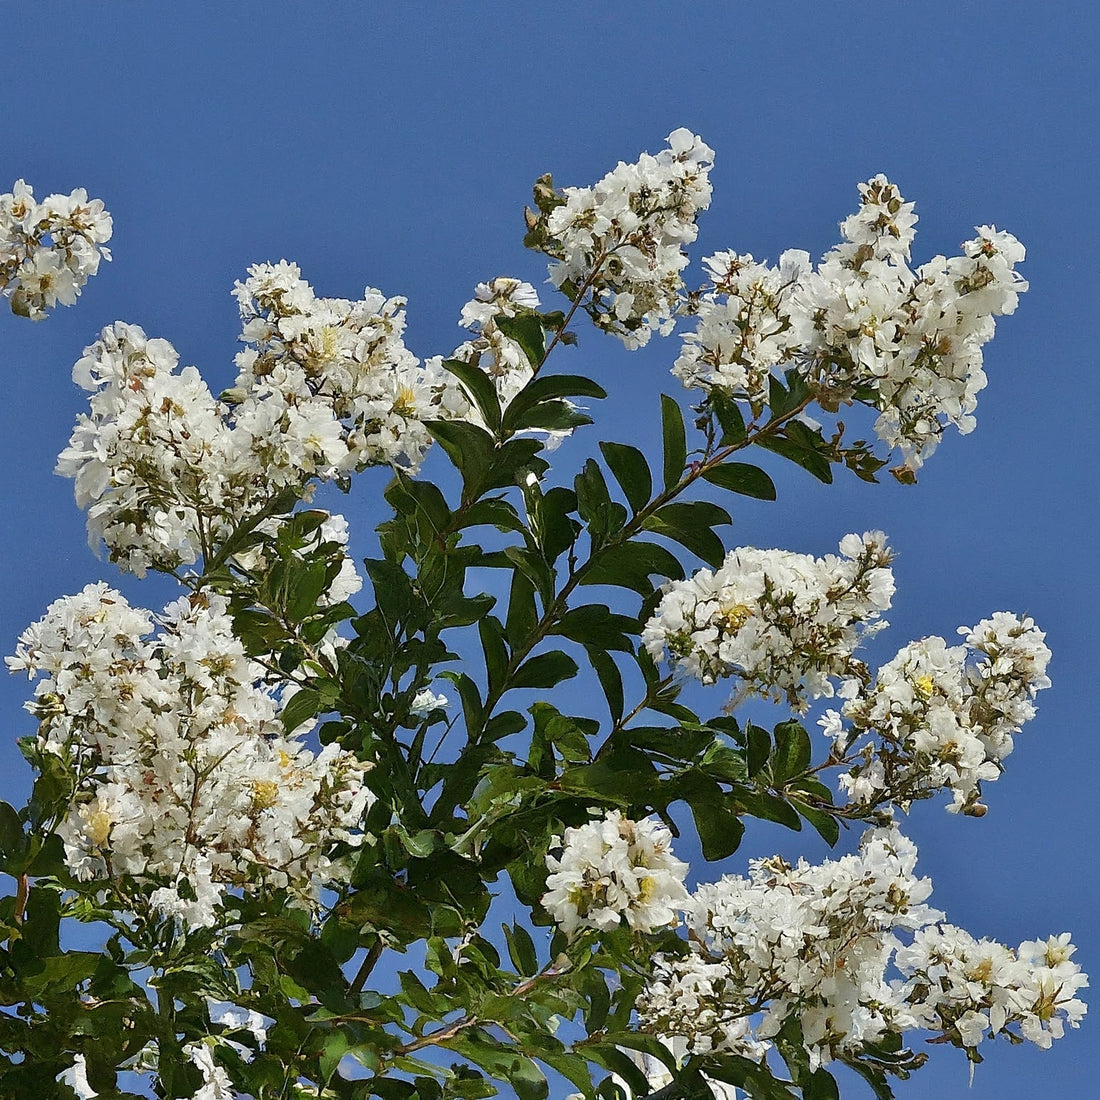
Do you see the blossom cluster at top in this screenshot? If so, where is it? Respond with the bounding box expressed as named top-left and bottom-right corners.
top-left (7, 582), bottom-right (372, 928)
top-left (541, 809), bottom-right (690, 935)
top-left (642, 532), bottom-right (895, 711)
top-left (1, 180), bottom-right (112, 320)
top-left (635, 826), bottom-right (1087, 1071)
top-left (54, 270), bottom-right (559, 576)
top-left (823, 611), bottom-right (1052, 815)
top-left (450, 276), bottom-right (543, 403)
top-left (52, 300), bottom-right (438, 576)
top-left (673, 175), bottom-right (1027, 472)
top-left (536, 128), bottom-right (714, 349)
top-left (226, 260), bottom-right (466, 476)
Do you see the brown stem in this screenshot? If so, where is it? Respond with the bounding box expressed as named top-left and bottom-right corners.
top-left (13, 873), bottom-right (28, 925)
top-left (348, 938), bottom-right (385, 997)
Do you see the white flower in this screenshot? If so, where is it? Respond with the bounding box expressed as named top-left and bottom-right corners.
top-left (57, 1054), bottom-right (97, 1099)
top-left (640, 826), bottom-right (1086, 1069)
top-left (643, 533), bottom-right (893, 710)
top-left (2, 179), bottom-right (112, 320)
top-left (207, 1000), bottom-right (271, 1041)
top-left (183, 1042), bottom-right (235, 1100)
top-left (410, 688), bottom-right (449, 717)
top-left (674, 175), bottom-right (1027, 472)
top-left (10, 585), bottom-right (373, 930)
top-left (539, 129), bottom-right (714, 349)
top-left (829, 612), bottom-right (1051, 814)
top-left (542, 810), bottom-right (690, 935)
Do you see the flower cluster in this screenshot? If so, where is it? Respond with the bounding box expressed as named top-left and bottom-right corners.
top-left (535, 128), bottom-right (714, 348)
top-left (226, 260), bottom-right (463, 478)
top-left (677, 175), bottom-right (1027, 472)
top-left (1, 180), bottom-right (112, 320)
top-left (643, 532), bottom-right (894, 710)
top-left (55, 267), bottom-right (563, 577)
top-left (673, 248), bottom-right (811, 415)
top-left (542, 810), bottom-right (690, 936)
top-left (823, 612), bottom-right (1052, 815)
top-left (56, 271), bottom-right (468, 575)
top-left (896, 927), bottom-right (1088, 1053)
top-left (56, 322), bottom-right (246, 575)
top-left (448, 275), bottom-right (542, 400)
top-left (637, 827), bottom-right (1086, 1070)
top-left (7, 583), bottom-right (372, 929)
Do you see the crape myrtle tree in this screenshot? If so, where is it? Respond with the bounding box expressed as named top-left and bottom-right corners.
top-left (0, 134), bottom-right (1087, 1100)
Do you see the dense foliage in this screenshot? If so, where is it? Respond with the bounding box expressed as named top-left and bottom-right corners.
top-left (0, 136), bottom-right (1085, 1099)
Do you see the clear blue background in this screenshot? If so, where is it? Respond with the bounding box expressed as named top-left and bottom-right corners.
top-left (1, 3), bottom-right (1097, 1097)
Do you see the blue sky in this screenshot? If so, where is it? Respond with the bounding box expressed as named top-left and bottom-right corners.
top-left (1, 3), bottom-right (1097, 1097)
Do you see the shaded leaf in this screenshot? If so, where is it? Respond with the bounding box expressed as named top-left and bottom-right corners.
top-left (599, 441), bottom-right (652, 514)
top-left (660, 394), bottom-right (687, 490)
top-left (442, 358), bottom-right (502, 433)
top-left (511, 650), bottom-right (579, 691)
top-left (580, 541), bottom-right (684, 595)
top-left (503, 373), bottom-right (606, 432)
top-left (495, 313), bottom-right (548, 369)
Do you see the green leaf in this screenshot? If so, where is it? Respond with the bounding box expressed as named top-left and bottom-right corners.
top-left (280, 688), bottom-right (322, 732)
top-left (771, 720), bottom-right (812, 783)
top-left (440, 671), bottom-right (485, 736)
top-left (803, 1069), bottom-right (840, 1100)
top-left (22, 885), bottom-right (60, 957)
top-left (660, 394), bottom-right (687, 490)
top-left (642, 500), bottom-right (731, 568)
top-left (588, 1045), bottom-right (649, 1099)
top-left (599, 442), bottom-right (652, 513)
top-left (700, 739), bottom-right (749, 783)
top-left (552, 605), bottom-right (636, 652)
top-left (0, 802), bottom-right (23, 858)
top-left (320, 1030), bottom-right (349, 1082)
top-left (483, 710), bottom-right (527, 743)
top-left (495, 313), bottom-right (548, 368)
top-left (757, 430), bottom-right (834, 484)
top-left (486, 438), bottom-right (550, 493)
top-left (702, 461), bottom-right (777, 500)
top-left (580, 540), bottom-right (684, 595)
top-left (843, 1061), bottom-right (896, 1100)
top-left (539, 486), bottom-right (581, 563)
top-left (691, 791), bottom-right (745, 861)
top-left (735, 789), bottom-right (803, 831)
top-left (386, 472), bottom-right (452, 532)
top-left (587, 646), bottom-right (624, 725)
top-left (791, 799), bottom-right (841, 847)
top-left (597, 1032), bottom-right (677, 1072)
top-left (768, 373), bottom-right (796, 417)
top-left (285, 558), bottom-right (329, 620)
top-left (427, 420), bottom-right (495, 500)
top-left (704, 1058), bottom-right (799, 1100)
top-left (575, 458), bottom-right (622, 548)
top-left (521, 400), bottom-right (594, 431)
top-left (442, 358), bottom-right (503, 433)
top-left (478, 615), bottom-right (510, 697)
top-left (503, 373), bottom-right (607, 432)
top-left (746, 723), bottom-right (771, 777)
top-left (529, 702), bottom-right (596, 766)
top-left (502, 922), bottom-right (539, 977)
top-left (511, 650), bottom-right (579, 691)
top-left (458, 498), bottom-right (524, 533)
top-left (709, 388), bottom-right (747, 445)
top-left (505, 570), bottom-right (538, 650)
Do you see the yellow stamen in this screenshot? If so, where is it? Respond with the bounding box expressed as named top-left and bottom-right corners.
top-left (250, 779), bottom-right (280, 810)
